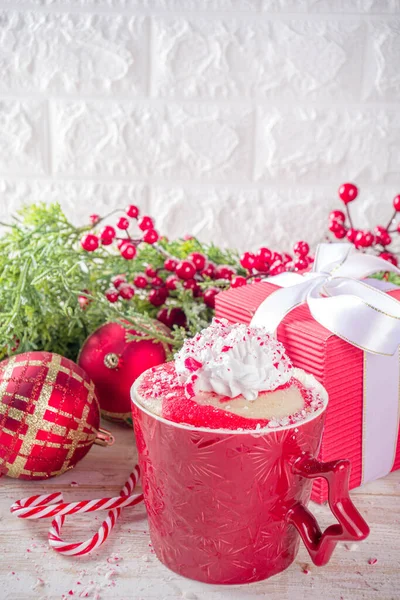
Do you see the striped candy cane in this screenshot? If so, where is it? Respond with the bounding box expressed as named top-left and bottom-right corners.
top-left (10, 464), bottom-right (144, 556)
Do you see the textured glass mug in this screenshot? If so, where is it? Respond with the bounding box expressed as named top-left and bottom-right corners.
top-left (131, 377), bottom-right (369, 585)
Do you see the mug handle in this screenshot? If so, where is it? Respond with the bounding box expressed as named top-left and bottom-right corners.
top-left (287, 453), bottom-right (370, 566)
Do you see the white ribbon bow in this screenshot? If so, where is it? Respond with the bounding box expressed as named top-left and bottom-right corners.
top-left (251, 243), bottom-right (400, 356)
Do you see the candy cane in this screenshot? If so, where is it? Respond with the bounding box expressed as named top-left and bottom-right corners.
top-left (10, 464), bottom-right (144, 556)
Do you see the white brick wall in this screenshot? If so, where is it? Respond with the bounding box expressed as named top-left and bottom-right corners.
top-left (0, 1), bottom-right (399, 252)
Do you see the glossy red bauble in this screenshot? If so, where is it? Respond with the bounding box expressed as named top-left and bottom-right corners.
top-left (201, 264), bottom-right (216, 279)
top-left (0, 352), bottom-right (101, 479)
top-left (333, 225), bottom-right (347, 239)
top-left (151, 276), bottom-right (164, 287)
top-left (78, 322), bottom-right (167, 425)
top-left (338, 183), bottom-right (358, 204)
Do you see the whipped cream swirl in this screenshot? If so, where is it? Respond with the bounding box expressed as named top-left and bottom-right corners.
top-left (175, 318), bottom-right (293, 401)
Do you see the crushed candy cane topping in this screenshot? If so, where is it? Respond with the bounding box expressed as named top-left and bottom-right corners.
top-left (174, 318), bottom-right (293, 400)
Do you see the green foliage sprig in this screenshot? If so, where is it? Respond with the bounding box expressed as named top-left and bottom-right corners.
top-left (0, 203), bottom-right (240, 361)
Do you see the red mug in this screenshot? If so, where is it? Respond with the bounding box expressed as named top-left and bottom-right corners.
top-left (131, 381), bottom-right (369, 584)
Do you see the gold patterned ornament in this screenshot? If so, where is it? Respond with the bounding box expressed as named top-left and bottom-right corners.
top-left (0, 351), bottom-right (113, 480)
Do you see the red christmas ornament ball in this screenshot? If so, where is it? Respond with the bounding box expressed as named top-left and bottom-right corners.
top-left (78, 322), bottom-right (168, 426)
top-left (0, 352), bottom-right (101, 480)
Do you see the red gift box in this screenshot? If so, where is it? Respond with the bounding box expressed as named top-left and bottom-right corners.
top-left (215, 280), bottom-right (400, 503)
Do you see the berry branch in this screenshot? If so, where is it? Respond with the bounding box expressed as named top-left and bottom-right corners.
top-left (328, 184), bottom-right (400, 266)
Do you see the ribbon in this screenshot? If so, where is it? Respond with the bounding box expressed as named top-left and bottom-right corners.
top-left (250, 243), bottom-right (400, 483)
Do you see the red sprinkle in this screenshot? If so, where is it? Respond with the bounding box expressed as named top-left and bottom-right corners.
top-left (184, 357), bottom-right (202, 372)
top-left (368, 558), bottom-right (378, 565)
top-left (221, 345), bottom-right (232, 352)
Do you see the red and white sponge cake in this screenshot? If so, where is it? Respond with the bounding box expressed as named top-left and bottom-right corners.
top-left (133, 319), bottom-right (327, 431)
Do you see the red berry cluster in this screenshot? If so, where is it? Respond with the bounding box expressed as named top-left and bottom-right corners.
top-left (239, 241), bottom-right (313, 283)
top-left (104, 251), bottom-right (239, 328)
top-left (329, 183), bottom-right (400, 266)
top-left (81, 205), bottom-right (159, 261)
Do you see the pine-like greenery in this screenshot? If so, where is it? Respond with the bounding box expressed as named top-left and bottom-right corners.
top-left (0, 203), bottom-right (241, 361)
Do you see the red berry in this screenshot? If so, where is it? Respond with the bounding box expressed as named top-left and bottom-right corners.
top-left (101, 236), bottom-right (113, 246)
top-left (257, 247), bottom-right (272, 263)
top-left (81, 233), bottom-right (99, 252)
top-left (355, 230), bottom-right (374, 248)
top-left (164, 258), bottom-right (178, 272)
top-left (78, 291), bottom-right (91, 310)
top-left (329, 210), bottom-right (346, 223)
top-left (231, 276), bottom-right (247, 288)
top-left (252, 277), bottom-right (263, 283)
top-left (143, 229), bottom-right (159, 244)
top-left (119, 242), bottom-right (137, 260)
top-left (89, 214), bottom-right (100, 224)
top-left (281, 253), bottom-right (292, 264)
top-left (111, 274), bottom-right (126, 289)
top-left (240, 252), bottom-right (256, 270)
top-left (397, 223), bottom-right (400, 233)
top-left (293, 258), bottom-right (308, 271)
top-left (272, 252), bottom-right (282, 263)
top-left (329, 220), bottom-right (342, 233)
top-left (134, 275), bottom-right (148, 288)
top-left (138, 216), bottom-right (154, 231)
top-left (188, 252), bottom-right (206, 271)
top-left (393, 195), bottom-right (400, 212)
top-left (175, 260), bottom-right (196, 280)
top-left (100, 225), bottom-right (116, 241)
top-left (119, 283), bottom-right (135, 300)
top-left (293, 241), bottom-right (309, 257)
top-left (149, 288), bottom-right (168, 306)
top-left (151, 276), bottom-right (164, 287)
top-left (145, 265), bottom-right (158, 278)
top-left (166, 275), bottom-right (179, 290)
top-left (203, 288), bottom-right (219, 308)
top-left (374, 226), bottom-right (392, 246)
top-left (117, 217), bottom-right (130, 230)
top-left (307, 255), bottom-right (315, 264)
top-left (105, 289), bottom-right (119, 303)
top-left (183, 279), bottom-right (200, 295)
top-left (157, 307), bottom-right (186, 329)
top-left (338, 183), bottom-right (358, 204)
top-left (126, 204), bottom-right (139, 218)
top-left (254, 257), bottom-right (270, 272)
top-left (379, 252), bottom-right (398, 266)
top-left (269, 262), bottom-right (285, 276)
top-left (333, 225), bottom-right (347, 239)
top-left (201, 263), bottom-right (216, 278)
top-left (346, 228), bottom-right (358, 243)
top-left (214, 265), bottom-right (235, 280)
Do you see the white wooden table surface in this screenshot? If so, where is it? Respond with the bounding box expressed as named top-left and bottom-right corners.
top-left (1, 421), bottom-right (399, 600)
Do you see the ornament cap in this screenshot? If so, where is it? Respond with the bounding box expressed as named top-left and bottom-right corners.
top-left (94, 428), bottom-right (115, 447)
